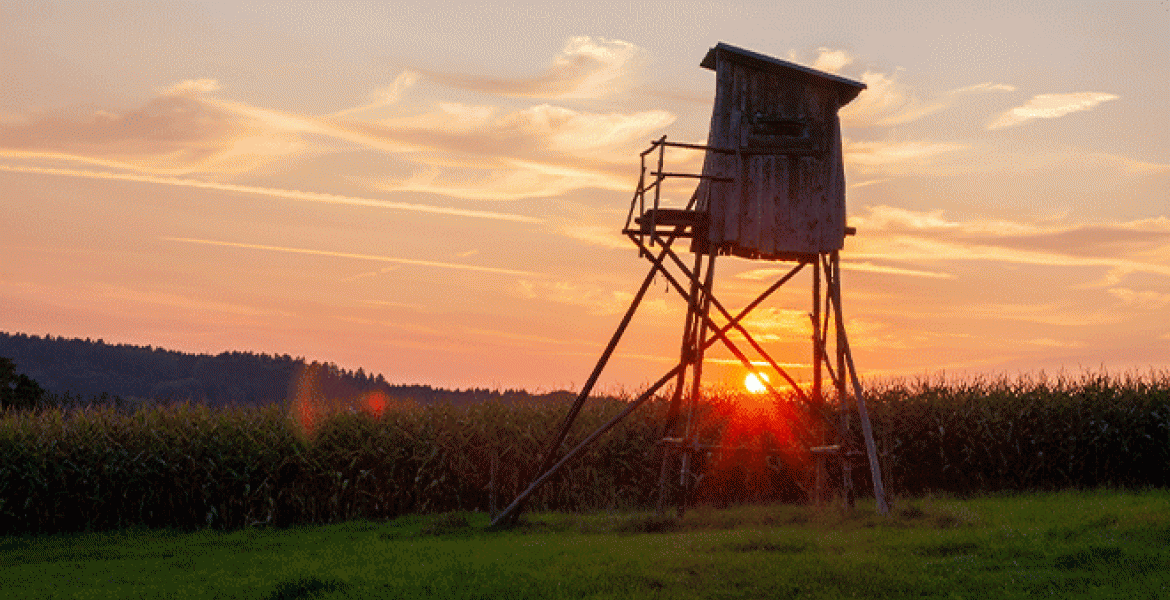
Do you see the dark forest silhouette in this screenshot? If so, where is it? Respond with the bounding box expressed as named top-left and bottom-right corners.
top-left (0, 331), bottom-right (549, 409)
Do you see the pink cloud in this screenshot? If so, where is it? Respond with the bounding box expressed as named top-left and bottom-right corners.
top-left (418, 36), bottom-right (640, 99)
top-left (988, 92), bottom-right (1119, 130)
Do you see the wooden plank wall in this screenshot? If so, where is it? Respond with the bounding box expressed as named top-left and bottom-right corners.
top-left (697, 55), bottom-right (847, 258)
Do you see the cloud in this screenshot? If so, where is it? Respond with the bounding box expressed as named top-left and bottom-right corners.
top-left (0, 89), bottom-right (382, 178)
top-left (0, 164), bottom-right (541, 222)
top-left (198, 90), bottom-right (671, 200)
top-left (0, 95), bottom-right (276, 175)
top-left (987, 92), bottom-right (1119, 130)
top-left (159, 78), bottom-right (221, 96)
top-left (843, 139), bottom-right (1168, 179)
top-left (810, 48), bottom-right (854, 74)
top-left (1, 61), bottom-right (671, 203)
top-left (419, 36), bottom-right (639, 99)
top-left (95, 283), bottom-right (292, 318)
top-left (373, 159), bottom-right (629, 201)
top-left (846, 206), bottom-right (1170, 279)
top-left (843, 71), bottom-right (951, 127)
top-left (950, 82), bottom-right (1017, 94)
top-left (1107, 287), bottom-right (1170, 310)
top-left (843, 140), bottom-right (970, 174)
top-left (839, 262), bottom-right (954, 279)
top-left (557, 224), bottom-right (631, 250)
top-left (374, 102), bottom-right (674, 155)
top-left (851, 205), bottom-right (1038, 235)
top-left (736, 259), bottom-right (952, 281)
top-left (358, 103), bottom-right (671, 200)
top-left (1027, 338), bottom-right (1086, 349)
top-left (517, 279), bottom-right (675, 317)
top-left (829, 57), bottom-right (1014, 127)
top-left (461, 327), bottom-right (598, 349)
top-left (163, 237), bottom-right (540, 277)
top-left (786, 47), bottom-right (856, 76)
top-left (740, 307), bottom-right (812, 341)
top-left (331, 71), bottom-right (419, 118)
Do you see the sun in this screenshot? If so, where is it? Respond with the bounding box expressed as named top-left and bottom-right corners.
top-left (744, 372), bottom-right (770, 394)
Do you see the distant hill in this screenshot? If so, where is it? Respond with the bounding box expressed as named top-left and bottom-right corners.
top-left (0, 332), bottom-right (550, 408)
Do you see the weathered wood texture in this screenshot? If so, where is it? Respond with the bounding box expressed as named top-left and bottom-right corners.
top-left (695, 43), bottom-right (865, 258)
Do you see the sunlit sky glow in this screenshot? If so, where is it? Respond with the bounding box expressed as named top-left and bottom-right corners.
top-left (2, 1), bottom-right (1168, 391)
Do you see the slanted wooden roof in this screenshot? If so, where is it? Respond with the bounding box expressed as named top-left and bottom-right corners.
top-left (700, 42), bottom-right (867, 106)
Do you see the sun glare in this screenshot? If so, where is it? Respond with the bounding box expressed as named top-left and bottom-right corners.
top-left (744, 372), bottom-right (770, 394)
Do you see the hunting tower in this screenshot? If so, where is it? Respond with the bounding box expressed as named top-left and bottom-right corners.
top-left (493, 43), bottom-right (886, 526)
top-left (696, 43), bottom-right (861, 258)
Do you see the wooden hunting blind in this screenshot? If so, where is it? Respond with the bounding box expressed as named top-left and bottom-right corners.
top-left (493, 43), bottom-right (887, 527)
top-left (696, 42), bottom-right (864, 259)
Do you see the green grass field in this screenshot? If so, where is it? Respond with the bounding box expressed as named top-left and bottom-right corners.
top-left (2, 490), bottom-right (1167, 599)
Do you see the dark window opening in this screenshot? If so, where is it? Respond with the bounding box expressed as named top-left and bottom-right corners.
top-left (751, 116), bottom-right (807, 137)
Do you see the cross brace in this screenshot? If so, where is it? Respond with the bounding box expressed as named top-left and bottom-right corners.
top-left (490, 229), bottom-right (887, 528)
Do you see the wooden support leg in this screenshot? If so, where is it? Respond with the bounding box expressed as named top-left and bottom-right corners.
top-left (657, 246), bottom-right (707, 516)
top-left (828, 251), bottom-right (889, 516)
top-left (500, 233), bottom-right (680, 526)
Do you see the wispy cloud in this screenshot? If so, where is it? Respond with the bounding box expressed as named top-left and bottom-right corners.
top-left (0, 94), bottom-right (286, 175)
top-left (557, 223), bottom-right (631, 250)
top-left (1026, 338), bottom-right (1086, 349)
top-left (739, 307), bottom-right (811, 341)
top-left (461, 326), bottom-right (598, 348)
top-left (371, 155), bottom-right (634, 201)
top-left (831, 54), bottom-right (1015, 128)
top-left (810, 48), bottom-right (854, 74)
top-left (163, 237), bottom-right (541, 277)
top-left (847, 205), bottom-right (1170, 279)
top-left (843, 140), bottom-right (1169, 178)
top-left (158, 78), bottom-right (221, 96)
top-left (517, 279), bottom-right (675, 317)
top-left (368, 101), bottom-right (674, 157)
top-left (418, 36), bottom-right (639, 99)
top-left (331, 71), bottom-right (419, 118)
top-left (0, 38), bottom-right (671, 205)
top-left (0, 163), bottom-right (541, 222)
top-left (736, 262), bottom-right (953, 281)
top-left (95, 283), bottom-right (293, 318)
top-left (987, 92), bottom-right (1119, 130)
top-left (843, 140), bottom-right (970, 174)
top-left (840, 262), bottom-right (954, 279)
top-left (1107, 287), bottom-right (1170, 310)
top-left (205, 89), bottom-right (670, 201)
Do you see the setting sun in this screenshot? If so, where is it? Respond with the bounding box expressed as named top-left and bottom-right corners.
top-left (744, 372), bottom-right (771, 394)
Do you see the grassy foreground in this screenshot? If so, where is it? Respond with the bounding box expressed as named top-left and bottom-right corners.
top-left (1, 490), bottom-right (1167, 599)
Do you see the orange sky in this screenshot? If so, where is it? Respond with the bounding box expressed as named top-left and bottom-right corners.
top-left (1, 1), bottom-right (1168, 391)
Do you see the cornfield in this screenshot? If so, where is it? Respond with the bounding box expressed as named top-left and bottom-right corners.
top-left (1, 371), bottom-right (1167, 535)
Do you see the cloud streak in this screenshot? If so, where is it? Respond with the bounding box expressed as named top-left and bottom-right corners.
top-left (0, 37), bottom-right (674, 208)
top-left (823, 47), bottom-right (1015, 128)
top-left (0, 95), bottom-right (279, 175)
top-left (848, 206), bottom-right (1170, 279)
top-left (163, 237), bottom-right (541, 277)
top-left (517, 279), bottom-right (675, 317)
top-left (0, 163), bottom-right (542, 222)
top-left (418, 36), bottom-right (639, 99)
top-left (988, 92), bottom-right (1119, 130)
top-left (158, 78), bottom-right (221, 96)
top-left (331, 71), bottom-right (419, 118)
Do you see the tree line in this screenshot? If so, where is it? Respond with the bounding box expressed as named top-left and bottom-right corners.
top-left (0, 332), bottom-right (544, 410)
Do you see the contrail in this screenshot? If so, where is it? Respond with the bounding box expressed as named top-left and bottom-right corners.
top-left (0, 163), bottom-right (542, 223)
top-left (162, 237), bottom-right (540, 277)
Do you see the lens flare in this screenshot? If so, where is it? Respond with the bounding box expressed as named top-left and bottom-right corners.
top-left (744, 372), bottom-right (770, 394)
top-left (291, 362), bottom-right (326, 438)
top-left (360, 390), bottom-right (389, 419)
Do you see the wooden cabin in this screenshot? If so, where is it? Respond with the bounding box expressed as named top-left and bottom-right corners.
top-left (694, 43), bottom-right (866, 259)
